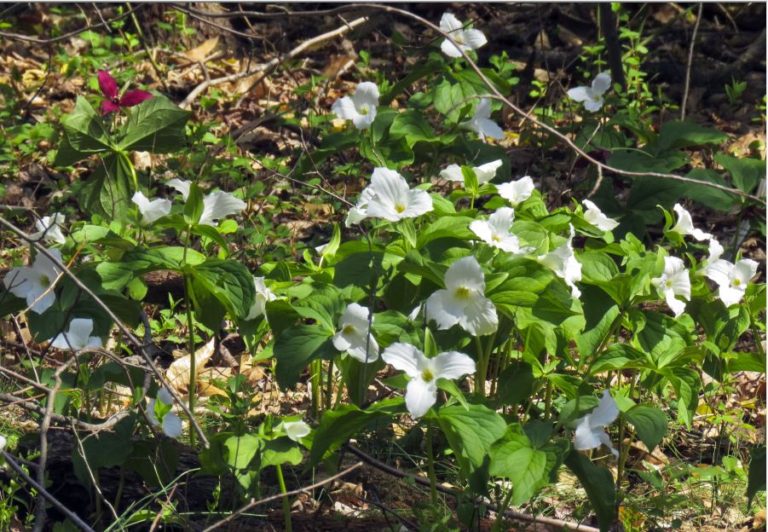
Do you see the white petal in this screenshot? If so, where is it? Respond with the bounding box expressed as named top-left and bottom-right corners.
top-left (440, 164), bottom-right (465, 182)
top-left (462, 29), bottom-right (487, 50)
top-left (433, 351), bottom-right (476, 380)
top-left (444, 256), bottom-right (486, 292)
top-left (425, 289), bottom-right (462, 330)
top-left (332, 331), bottom-right (353, 352)
top-left (474, 160), bottom-right (503, 183)
top-left (704, 259), bottom-right (733, 288)
top-left (340, 303), bottom-right (370, 330)
top-left (458, 295), bottom-right (498, 336)
top-left (405, 378), bottom-right (437, 418)
top-left (199, 191), bottom-right (246, 226)
top-left (488, 207), bottom-right (515, 232)
top-left (474, 98), bottom-right (492, 120)
top-left (598, 431), bottom-right (620, 458)
top-left (345, 205), bottom-right (369, 227)
top-left (331, 96), bottom-right (359, 121)
top-left (167, 178), bottom-right (191, 201)
top-left (351, 107), bottom-right (376, 130)
top-left (497, 176), bottom-right (535, 206)
top-left (132, 191), bottom-right (171, 225)
top-left (591, 71), bottom-right (612, 95)
top-left (162, 413), bottom-right (183, 439)
top-left (146, 398), bottom-right (159, 427)
top-left (469, 220), bottom-right (494, 244)
top-left (718, 285), bottom-right (745, 307)
top-left (669, 269), bottom-right (691, 300)
top-left (0, 434), bottom-right (6, 451)
top-left (574, 416), bottom-right (603, 451)
top-left (582, 97), bottom-right (604, 113)
top-left (32, 214), bottom-right (66, 244)
top-left (439, 12), bottom-right (464, 33)
top-left (665, 289), bottom-right (687, 317)
top-left (284, 421), bottom-right (311, 442)
top-left (706, 239), bottom-right (724, 264)
top-left (496, 235), bottom-right (526, 254)
top-left (733, 259), bottom-right (758, 285)
top-left (567, 86), bottom-right (591, 103)
top-left (583, 199), bottom-right (619, 231)
top-left (352, 82), bottom-right (380, 108)
top-left (589, 390), bottom-right (619, 428)
top-left (440, 39), bottom-right (464, 58)
top-left (403, 189), bottom-right (433, 218)
top-left (157, 387), bottom-right (174, 405)
top-left (382, 343), bottom-right (423, 377)
top-left (66, 318), bottom-right (96, 348)
top-left (346, 335), bottom-right (380, 364)
top-left (474, 117), bottom-right (505, 140)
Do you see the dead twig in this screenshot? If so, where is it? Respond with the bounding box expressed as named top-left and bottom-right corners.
top-left (681, 4), bottom-right (703, 120)
top-left (201, 461), bottom-right (364, 531)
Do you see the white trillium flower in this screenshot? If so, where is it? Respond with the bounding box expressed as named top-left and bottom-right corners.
top-left (462, 98), bottom-right (504, 141)
top-left (345, 186), bottom-right (377, 228)
top-left (245, 276), bottom-right (276, 320)
top-left (147, 387), bottom-right (183, 439)
top-left (574, 390), bottom-right (620, 457)
top-left (470, 207), bottom-right (532, 254)
top-left (50, 318), bottom-right (103, 351)
top-left (30, 213), bottom-right (66, 245)
top-left (3, 248), bottom-right (62, 314)
top-left (132, 191), bottom-right (172, 225)
top-left (567, 71), bottom-right (612, 112)
top-left (333, 303), bottom-right (379, 363)
top-left (426, 256), bottom-right (498, 336)
top-left (671, 203), bottom-right (712, 242)
top-left (331, 81), bottom-right (380, 130)
top-left (496, 176), bottom-right (535, 207)
top-left (704, 258), bottom-right (758, 307)
top-left (382, 343), bottom-right (475, 418)
top-left (651, 256), bottom-right (691, 317)
top-left (538, 225), bottom-right (582, 298)
top-left (439, 159), bottom-right (503, 185)
top-left (350, 168), bottom-right (433, 224)
top-left (167, 179), bottom-right (246, 226)
top-left (582, 199), bottom-right (619, 231)
top-left (439, 12), bottom-right (487, 58)
top-left (283, 420), bottom-right (311, 442)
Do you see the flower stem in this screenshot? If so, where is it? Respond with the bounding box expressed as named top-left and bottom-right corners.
top-left (311, 359), bottom-right (322, 418)
top-left (275, 464), bottom-right (293, 532)
top-left (183, 275), bottom-right (196, 447)
top-left (425, 423), bottom-right (438, 507)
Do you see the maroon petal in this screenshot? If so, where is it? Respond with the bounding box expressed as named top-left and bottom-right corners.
top-left (100, 99), bottom-right (121, 115)
top-left (119, 90), bottom-right (153, 107)
top-left (97, 70), bottom-right (119, 100)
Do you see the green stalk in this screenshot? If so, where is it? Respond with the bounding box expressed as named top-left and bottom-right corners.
top-left (311, 359), bottom-right (322, 418)
top-left (425, 423), bottom-right (438, 507)
top-left (325, 360), bottom-right (334, 410)
top-left (184, 275), bottom-right (196, 447)
top-left (475, 332), bottom-right (497, 398)
top-left (275, 464), bottom-right (293, 532)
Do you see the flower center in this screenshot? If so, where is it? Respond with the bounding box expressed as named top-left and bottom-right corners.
top-left (453, 33), bottom-right (465, 45)
top-left (491, 233), bottom-right (501, 242)
top-left (665, 279), bottom-right (673, 289)
top-left (731, 278), bottom-right (742, 287)
top-left (394, 203), bottom-right (406, 214)
top-left (421, 368), bottom-right (434, 382)
top-left (39, 274), bottom-right (50, 288)
top-left (342, 324), bottom-right (356, 335)
top-left (358, 104), bottom-right (369, 116)
top-left (454, 286), bottom-right (471, 299)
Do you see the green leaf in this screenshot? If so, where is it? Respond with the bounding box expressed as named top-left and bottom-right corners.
top-left (273, 324), bottom-right (334, 388)
top-left (224, 433), bottom-right (262, 470)
top-left (577, 285), bottom-right (620, 359)
top-left (436, 378), bottom-right (470, 410)
top-left (565, 451), bottom-right (617, 532)
top-left (683, 168), bottom-right (740, 212)
top-left (79, 153), bottom-right (134, 221)
top-left (416, 216), bottom-right (474, 247)
top-left (118, 94), bottom-right (190, 153)
top-left (435, 403), bottom-right (507, 471)
top-left (489, 428), bottom-right (555, 505)
top-left (625, 405), bottom-right (667, 450)
top-left (495, 361), bottom-right (534, 407)
top-left (310, 398), bottom-right (402, 464)
top-left (655, 120), bottom-right (727, 152)
top-left (389, 110), bottom-right (436, 148)
top-left (433, 79), bottom-right (476, 122)
top-left (187, 259), bottom-right (256, 326)
top-left (59, 96), bottom-right (112, 154)
top-left (715, 153), bottom-right (765, 195)
top-left (184, 182), bottom-right (204, 225)
top-left (261, 437), bottom-right (303, 468)
top-left (747, 445), bottom-right (766, 507)
top-left (72, 417), bottom-right (135, 487)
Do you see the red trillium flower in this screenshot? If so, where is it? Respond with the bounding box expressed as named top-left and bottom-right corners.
top-left (97, 69), bottom-right (153, 115)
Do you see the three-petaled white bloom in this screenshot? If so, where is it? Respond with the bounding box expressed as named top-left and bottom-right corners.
top-left (132, 191), bottom-right (172, 225)
top-left (470, 207), bottom-right (531, 255)
top-left (426, 256), bottom-right (498, 336)
top-left (651, 256), bottom-right (691, 317)
top-left (574, 390), bottom-right (619, 458)
top-left (147, 387), bottom-right (183, 439)
top-left (331, 82), bottom-right (380, 130)
top-left (382, 343), bottom-right (475, 418)
top-left (333, 303), bottom-right (379, 363)
top-left (704, 257), bottom-right (758, 307)
top-left (3, 248), bottom-right (62, 314)
top-left (439, 160), bottom-right (502, 186)
top-left (283, 420), bottom-right (311, 442)
top-left (439, 12), bottom-right (487, 58)
top-left (245, 276), bottom-right (276, 320)
top-left (567, 71), bottom-right (612, 112)
top-left (538, 225), bottom-right (582, 298)
top-left (496, 176), bottom-right (535, 207)
top-left (670, 203), bottom-right (712, 242)
top-left (168, 178), bottom-right (246, 227)
top-left (346, 168), bottom-right (433, 225)
top-left (30, 213), bottom-right (66, 245)
top-left (462, 98), bottom-right (504, 141)
top-left (50, 318), bottom-right (103, 350)
top-left (582, 199), bottom-right (619, 231)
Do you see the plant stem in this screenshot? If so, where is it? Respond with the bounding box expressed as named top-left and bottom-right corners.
top-left (311, 359), bottom-right (322, 418)
top-left (184, 275), bottom-right (196, 447)
top-left (475, 332), bottom-right (497, 397)
top-left (325, 360), bottom-right (334, 410)
top-left (275, 464), bottom-right (293, 532)
top-left (474, 336), bottom-right (485, 396)
top-left (425, 423), bottom-right (438, 507)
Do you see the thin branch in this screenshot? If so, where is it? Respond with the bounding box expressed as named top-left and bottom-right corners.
top-left (201, 461), bottom-right (364, 531)
top-left (358, 3), bottom-right (760, 203)
top-left (0, 215), bottom-right (209, 447)
top-left (0, 4), bottom-right (145, 44)
top-left (681, 4), bottom-right (703, 121)
top-left (2, 450), bottom-right (96, 532)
